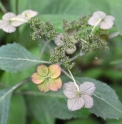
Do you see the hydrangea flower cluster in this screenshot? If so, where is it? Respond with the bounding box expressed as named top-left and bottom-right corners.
top-left (54, 33), bottom-right (77, 54)
top-left (0, 10), bottom-right (38, 33)
top-left (31, 64), bottom-right (62, 92)
top-left (63, 82), bottom-right (96, 111)
top-left (88, 11), bottom-right (115, 30)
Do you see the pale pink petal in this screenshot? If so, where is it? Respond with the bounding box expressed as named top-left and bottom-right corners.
top-left (88, 11), bottom-right (106, 26)
top-left (80, 82), bottom-right (96, 95)
top-left (49, 78), bottom-right (62, 91)
top-left (2, 22), bottom-right (16, 33)
top-left (0, 20), bottom-right (7, 29)
top-left (83, 95), bottom-right (93, 108)
top-left (109, 32), bottom-right (120, 39)
top-left (22, 10), bottom-right (38, 20)
top-left (63, 82), bottom-right (78, 98)
top-left (11, 14), bottom-right (27, 27)
top-left (2, 12), bottom-right (16, 21)
top-left (100, 20), bottom-right (114, 29)
top-left (31, 73), bottom-right (45, 84)
top-left (88, 11), bottom-right (115, 29)
top-left (93, 11), bottom-right (106, 19)
top-left (105, 15), bottom-right (115, 21)
top-left (88, 16), bottom-right (100, 26)
top-left (67, 97), bottom-right (84, 111)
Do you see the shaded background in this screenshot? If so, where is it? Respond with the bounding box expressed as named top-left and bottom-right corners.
top-left (0, 0), bottom-right (122, 124)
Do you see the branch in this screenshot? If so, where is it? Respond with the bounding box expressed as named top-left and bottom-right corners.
top-left (13, 77), bottom-right (31, 92)
top-left (0, 82), bottom-right (8, 88)
top-left (42, 39), bottom-right (54, 53)
top-left (70, 50), bottom-right (84, 62)
top-left (61, 68), bottom-right (72, 80)
top-left (39, 42), bottom-right (47, 58)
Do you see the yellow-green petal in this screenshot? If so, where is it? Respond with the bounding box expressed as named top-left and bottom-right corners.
top-left (37, 65), bottom-right (48, 77)
top-left (31, 73), bottom-right (45, 84)
top-left (49, 78), bottom-right (62, 91)
top-left (37, 80), bottom-right (49, 92)
top-left (48, 64), bottom-right (61, 78)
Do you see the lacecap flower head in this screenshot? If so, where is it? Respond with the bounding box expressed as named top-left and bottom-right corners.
top-left (31, 64), bottom-right (62, 92)
top-left (54, 33), bottom-right (76, 54)
top-left (88, 11), bottom-right (115, 30)
top-left (17, 10), bottom-right (38, 21)
top-left (0, 12), bottom-right (26, 33)
top-left (0, 10), bottom-right (38, 33)
top-left (63, 82), bottom-right (96, 111)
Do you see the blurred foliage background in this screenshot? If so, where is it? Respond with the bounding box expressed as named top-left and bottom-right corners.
top-left (0, 0), bottom-right (122, 124)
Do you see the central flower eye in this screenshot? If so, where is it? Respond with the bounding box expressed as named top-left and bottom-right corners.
top-left (77, 91), bottom-right (82, 97)
top-left (44, 76), bottom-right (50, 81)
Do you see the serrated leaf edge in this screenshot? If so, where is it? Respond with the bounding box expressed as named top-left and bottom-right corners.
top-left (93, 93), bottom-right (122, 115)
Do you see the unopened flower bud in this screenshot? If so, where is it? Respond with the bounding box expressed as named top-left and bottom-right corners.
top-left (66, 45), bottom-right (76, 54)
top-left (54, 33), bottom-right (64, 46)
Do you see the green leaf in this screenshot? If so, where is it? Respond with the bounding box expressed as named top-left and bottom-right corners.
top-left (26, 84), bottom-right (56, 124)
top-left (0, 43), bottom-right (42, 73)
top-left (0, 79), bottom-right (29, 124)
top-left (42, 0), bottom-right (90, 16)
top-left (10, 0), bottom-right (111, 16)
top-left (107, 0), bottom-right (122, 33)
top-left (0, 68), bottom-right (34, 87)
top-left (87, 0), bottom-right (110, 14)
top-left (27, 94), bottom-right (55, 124)
top-left (10, 0), bottom-right (89, 15)
top-left (76, 77), bottom-right (122, 119)
top-left (26, 81), bottom-right (90, 120)
top-left (0, 89), bottom-right (12, 124)
top-left (65, 118), bottom-right (98, 124)
top-left (10, 0), bottom-right (50, 14)
top-left (7, 95), bottom-right (26, 124)
top-left (106, 119), bottom-right (122, 124)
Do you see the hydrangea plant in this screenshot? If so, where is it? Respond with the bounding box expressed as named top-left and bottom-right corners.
top-left (0, 4), bottom-right (122, 124)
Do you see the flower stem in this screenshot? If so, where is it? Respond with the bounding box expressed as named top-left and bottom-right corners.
top-left (80, 38), bottom-right (88, 44)
top-left (15, 0), bottom-right (19, 14)
top-left (68, 69), bottom-right (80, 91)
top-left (89, 18), bottom-right (102, 37)
top-left (0, 0), bottom-right (7, 13)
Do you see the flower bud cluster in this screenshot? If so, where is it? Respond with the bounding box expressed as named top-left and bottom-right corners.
top-left (29, 18), bottom-right (57, 40)
top-left (50, 41), bottom-right (75, 69)
top-left (30, 11), bottom-right (116, 69)
top-left (82, 35), bottom-right (108, 53)
top-left (63, 16), bottom-right (108, 53)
